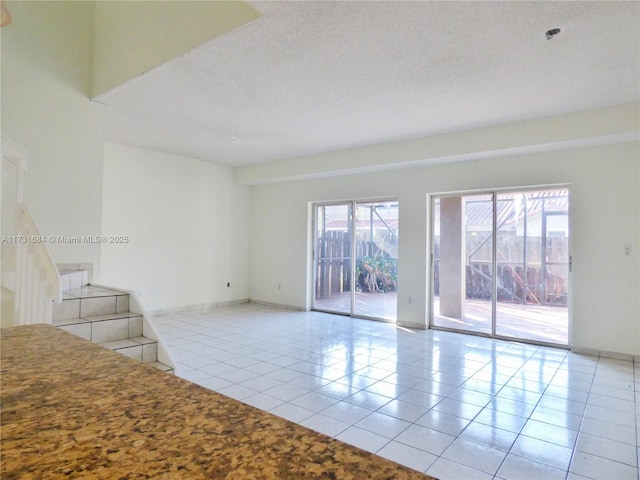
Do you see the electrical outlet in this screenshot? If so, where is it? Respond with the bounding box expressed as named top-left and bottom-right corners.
top-left (227, 282), bottom-right (231, 287)
top-left (136, 289), bottom-right (142, 297)
top-left (624, 245), bottom-right (632, 256)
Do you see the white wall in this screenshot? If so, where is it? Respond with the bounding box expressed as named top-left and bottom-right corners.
top-left (92, 1), bottom-right (259, 96)
top-left (100, 142), bottom-right (250, 313)
top-left (1, 1), bottom-right (104, 268)
top-left (250, 142), bottom-right (640, 356)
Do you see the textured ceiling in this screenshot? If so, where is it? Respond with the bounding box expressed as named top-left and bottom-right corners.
top-left (96, 1), bottom-right (640, 167)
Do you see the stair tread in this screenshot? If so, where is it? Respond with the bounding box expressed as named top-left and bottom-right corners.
top-left (63, 285), bottom-right (127, 299)
top-left (100, 336), bottom-right (156, 350)
top-left (53, 317), bottom-right (91, 327)
top-left (100, 339), bottom-right (139, 350)
top-left (130, 336), bottom-right (157, 345)
top-left (53, 311), bottom-right (141, 326)
top-left (148, 361), bottom-right (173, 373)
top-left (82, 312), bottom-right (142, 322)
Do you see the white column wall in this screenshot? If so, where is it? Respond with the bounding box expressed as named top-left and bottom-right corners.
top-left (439, 197), bottom-right (464, 319)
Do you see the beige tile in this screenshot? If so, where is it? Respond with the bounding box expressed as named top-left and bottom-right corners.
top-left (100, 339), bottom-right (138, 350)
top-left (91, 318), bottom-right (129, 343)
top-left (129, 316), bottom-right (143, 337)
top-left (118, 345), bottom-right (142, 361)
top-left (53, 299), bottom-right (80, 321)
top-left (148, 361), bottom-right (173, 372)
top-left (68, 286), bottom-right (120, 298)
top-left (68, 272), bottom-right (83, 290)
top-left (53, 317), bottom-right (89, 327)
top-left (116, 295), bottom-right (129, 314)
top-left (142, 342), bottom-right (158, 363)
top-left (131, 335), bottom-right (155, 345)
top-left (83, 312), bottom-right (129, 322)
top-left (59, 323), bottom-right (91, 341)
top-left (81, 296), bottom-right (116, 317)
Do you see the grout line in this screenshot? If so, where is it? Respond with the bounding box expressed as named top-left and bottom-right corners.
top-left (153, 303), bottom-right (637, 479)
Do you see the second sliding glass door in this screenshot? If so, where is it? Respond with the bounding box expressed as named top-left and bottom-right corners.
top-left (432, 188), bottom-right (569, 346)
top-left (314, 201), bottom-right (398, 321)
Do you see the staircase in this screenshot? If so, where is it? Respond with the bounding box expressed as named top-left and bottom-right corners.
top-left (53, 271), bottom-right (173, 374)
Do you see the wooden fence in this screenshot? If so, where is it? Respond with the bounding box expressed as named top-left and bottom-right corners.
top-left (317, 231), bottom-right (567, 306)
top-left (316, 231), bottom-right (397, 298)
top-left (434, 262), bottom-right (568, 306)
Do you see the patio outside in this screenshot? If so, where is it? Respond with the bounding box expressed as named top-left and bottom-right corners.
top-left (314, 189), bottom-right (569, 347)
top-left (315, 292), bottom-right (567, 346)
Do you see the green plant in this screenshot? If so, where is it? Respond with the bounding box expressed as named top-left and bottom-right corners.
top-left (357, 255), bottom-right (397, 293)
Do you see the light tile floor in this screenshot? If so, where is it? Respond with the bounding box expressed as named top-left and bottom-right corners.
top-left (152, 303), bottom-right (639, 480)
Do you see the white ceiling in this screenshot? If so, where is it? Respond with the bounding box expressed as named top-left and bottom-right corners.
top-left (96, 1), bottom-right (640, 168)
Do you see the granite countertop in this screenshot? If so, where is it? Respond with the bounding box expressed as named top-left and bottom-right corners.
top-left (1, 324), bottom-right (435, 479)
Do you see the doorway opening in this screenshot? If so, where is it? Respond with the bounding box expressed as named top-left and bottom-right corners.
top-left (431, 188), bottom-right (569, 346)
top-left (313, 200), bottom-right (398, 322)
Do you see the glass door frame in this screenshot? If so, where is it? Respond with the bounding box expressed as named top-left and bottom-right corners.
top-left (429, 185), bottom-right (571, 348)
top-left (313, 201), bottom-right (355, 316)
top-left (312, 198), bottom-right (399, 323)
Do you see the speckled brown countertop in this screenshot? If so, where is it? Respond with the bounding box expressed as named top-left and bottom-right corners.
top-left (1, 324), bottom-right (435, 479)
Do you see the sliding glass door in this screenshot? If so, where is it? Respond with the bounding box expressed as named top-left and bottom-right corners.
top-left (494, 191), bottom-right (570, 344)
top-left (314, 200), bottom-right (398, 321)
top-left (432, 188), bottom-right (569, 346)
top-left (433, 194), bottom-right (494, 334)
top-left (353, 202), bottom-right (398, 319)
top-left (314, 204), bottom-right (352, 315)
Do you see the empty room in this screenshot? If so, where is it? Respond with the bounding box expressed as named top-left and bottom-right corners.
top-left (1, 1), bottom-right (639, 479)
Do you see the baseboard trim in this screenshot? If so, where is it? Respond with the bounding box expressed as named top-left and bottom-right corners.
top-left (396, 321), bottom-right (426, 330)
top-left (151, 298), bottom-right (308, 316)
top-left (570, 346), bottom-right (639, 362)
top-left (150, 298), bottom-right (250, 316)
top-left (249, 299), bottom-right (307, 312)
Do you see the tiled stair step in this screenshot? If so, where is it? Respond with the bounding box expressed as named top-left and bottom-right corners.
top-left (55, 313), bottom-right (173, 374)
top-left (99, 337), bottom-right (173, 374)
top-left (147, 362), bottom-right (174, 374)
top-left (53, 284), bottom-right (174, 375)
top-left (100, 336), bottom-right (158, 363)
top-left (59, 270), bottom-right (90, 291)
top-left (54, 311), bottom-right (144, 343)
top-left (55, 286), bottom-right (131, 321)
